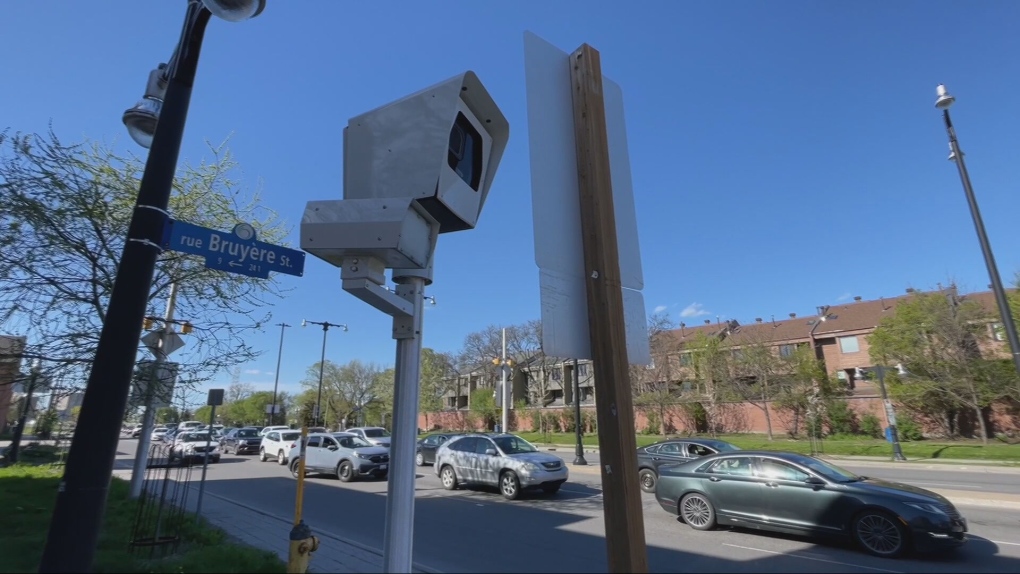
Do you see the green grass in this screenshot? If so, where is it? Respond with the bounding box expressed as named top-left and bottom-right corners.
top-left (512, 431), bottom-right (1020, 462)
top-left (0, 465), bottom-right (285, 573)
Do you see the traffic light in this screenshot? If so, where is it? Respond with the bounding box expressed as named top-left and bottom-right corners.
top-left (142, 317), bottom-right (154, 330)
top-left (181, 322), bottom-right (193, 335)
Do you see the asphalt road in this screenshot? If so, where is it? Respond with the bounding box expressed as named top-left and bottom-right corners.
top-left (116, 439), bottom-right (1020, 573)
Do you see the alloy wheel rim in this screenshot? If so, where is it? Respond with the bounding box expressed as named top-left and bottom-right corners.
top-left (641, 473), bottom-right (654, 489)
top-left (856, 514), bottom-right (902, 555)
top-left (341, 464), bottom-right (351, 478)
top-left (442, 468), bottom-right (454, 486)
top-left (502, 475), bottom-right (516, 495)
top-left (682, 496), bottom-right (711, 527)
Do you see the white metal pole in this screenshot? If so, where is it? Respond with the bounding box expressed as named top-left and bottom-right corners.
top-left (130, 282), bottom-right (178, 499)
top-left (500, 327), bottom-right (508, 433)
top-left (382, 276), bottom-right (426, 573)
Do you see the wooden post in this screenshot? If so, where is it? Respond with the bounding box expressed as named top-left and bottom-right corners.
top-left (569, 43), bottom-right (649, 573)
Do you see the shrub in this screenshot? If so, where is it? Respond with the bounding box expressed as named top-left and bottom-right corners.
top-left (825, 400), bottom-right (858, 435)
top-left (643, 410), bottom-right (661, 435)
top-left (896, 415), bottom-right (924, 441)
top-left (859, 413), bottom-right (883, 439)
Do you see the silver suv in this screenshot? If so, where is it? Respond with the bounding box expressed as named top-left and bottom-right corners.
top-left (434, 434), bottom-right (568, 500)
top-left (288, 432), bottom-right (390, 482)
top-left (345, 427), bottom-right (391, 447)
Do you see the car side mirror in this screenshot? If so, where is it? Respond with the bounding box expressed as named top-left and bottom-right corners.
top-left (805, 476), bottom-right (825, 485)
top-left (485, 448), bottom-right (497, 456)
top-left (327, 445), bottom-right (338, 451)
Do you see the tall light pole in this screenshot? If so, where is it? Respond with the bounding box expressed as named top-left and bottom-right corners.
top-left (268, 322), bottom-right (291, 426)
top-left (38, 3), bottom-right (264, 571)
top-left (302, 319), bottom-right (347, 427)
top-left (871, 366), bottom-right (906, 461)
top-left (572, 358), bottom-right (588, 465)
top-left (935, 84), bottom-right (1020, 393)
top-left (492, 328), bottom-right (513, 433)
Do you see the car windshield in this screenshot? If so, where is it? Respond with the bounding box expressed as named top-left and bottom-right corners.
top-left (788, 454), bottom-right (860, 482)
top-left (236, 429), bottom-right (259, 438)
top-left (364, 429), bottom-right (390, 438)
top-left (181, 433), bottom-right (211, 442)
top-left (281, 432), bottom-right (301, 441)
top-left (350, 437), bottom-right (373, 448)
top-left (705, 441), bottom-right (741, 452)
top-left (494, 435), bottom-right (538, 454)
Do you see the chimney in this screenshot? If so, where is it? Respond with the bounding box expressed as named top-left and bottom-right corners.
top-left (853, 296), bottom-right (862, 301)
top-left (755, 317), bottom-right (763, 323)
top-left (704, 319), bottom-right (711, 324)
top-left (906, 288), bottom-right (915, 293)
top-left (789, 312), bottom-right (796, 319)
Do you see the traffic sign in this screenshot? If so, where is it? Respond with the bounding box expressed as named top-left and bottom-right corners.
top-left (141, 329), bottom-right (185, 357)
top-left (162, 219), bottom-right (306, 279)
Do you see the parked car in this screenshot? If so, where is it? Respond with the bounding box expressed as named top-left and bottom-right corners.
top-left (416, 433), bottom-right (458, 466)
top-left (260, 429), bottom-right (302, 464)
top-left (345, 427), bottom-right (391, 447)
top-left (168, 431), bottom-right (221, 464)
top-left (221, 427), bottom-right (262, 454)
top-left (287, 432), bottom-right (389, 482)
top-left (434, 434), bottom-right (567, 500)
top-left (150, 427), bottom-right (170, 442)
top-left (260, 425), bottom-right (290, 437)
top-left (177, 420), bottom-right (203, 432)
top-left (655, 451), bottom-right (967, 558)
top-left (130, 425), bottom-right (144, 438)
top-left (636, 438), bottom-right (741, 493)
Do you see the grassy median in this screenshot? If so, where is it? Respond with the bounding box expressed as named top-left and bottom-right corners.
top-left (0, 464), bottom-right (284, 573)
top-left (512, 432), bottom-right (1020, 462)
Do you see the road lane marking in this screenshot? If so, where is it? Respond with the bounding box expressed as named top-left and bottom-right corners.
top-left (907, 481), bottom-right (984, 489)
top-left (721, 543), bottom-right (905, 573)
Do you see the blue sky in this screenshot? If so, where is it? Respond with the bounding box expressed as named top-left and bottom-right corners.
top-left (4, 1), bottom-right (1020, 401)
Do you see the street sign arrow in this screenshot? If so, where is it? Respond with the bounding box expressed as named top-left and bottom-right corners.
top-left (162, 219), bottom-right (306, 279)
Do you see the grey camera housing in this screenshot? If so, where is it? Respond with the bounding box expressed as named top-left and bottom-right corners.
top-left (342, 71), bottom-right (510, 233)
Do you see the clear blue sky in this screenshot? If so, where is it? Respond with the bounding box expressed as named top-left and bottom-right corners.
top-left (4, 1), bottom-right (1020, 401)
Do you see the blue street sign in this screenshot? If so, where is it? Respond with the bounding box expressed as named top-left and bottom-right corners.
top-left (162, 219), bottom-right (306, 279)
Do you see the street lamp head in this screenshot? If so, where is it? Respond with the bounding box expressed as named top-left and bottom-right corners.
top-left (935, 84), bottom-right (956, 110)
top-left (201, 0), bottom-right (266, 22)
top-left (425, 295), bottom-right (437, 306)
top-left (301, 319), bottom-right (308, 327)
top-left (341, 324), bottom-right (349, 332)
top-left (122, 66), bottom-right (168, 149)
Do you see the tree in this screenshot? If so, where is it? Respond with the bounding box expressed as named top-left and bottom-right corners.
top-left (685, 331), bottom-right (731, 436)
top-left (869, 289), bottom-right (1012, 442)
top-left (727, 326), bottom-right (782, 440)
top-left (226, 382), bottom-right (255, 404)
top-left (632, 312), bottom-right (683, 437)
top-left (458, 321), bottom-right (544, 405)
top-left (301, 359), bottom-right (386, 429)
top-left (772, 346), bottom-right (831, 438)
top-left (419, 348), bottom-right (456, 430)
top-left (0, 129), bottom-right (288, 392)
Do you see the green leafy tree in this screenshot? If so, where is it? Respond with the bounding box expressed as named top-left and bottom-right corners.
top-left (0, 129), bottom-right (288, 392)
top-left (869, 290), bottom-right (1012, 443)
top-left (300, 359), bottom-right (386, 429)
top-left (419, 348), bottom-right (456, 430)
top-left (685, 331), bottom-right (731, 436)
top-left (632, 312), bottom-right (682, 438)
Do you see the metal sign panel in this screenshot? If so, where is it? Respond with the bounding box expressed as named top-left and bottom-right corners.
top-left (163, 219), bottom-right (306, 279)
top-left (524, 31), bottom-right (650, 365)
top-left (129, 361), bottom-right (179, 409)
top-left (141, 330), bottom-right (185, 357)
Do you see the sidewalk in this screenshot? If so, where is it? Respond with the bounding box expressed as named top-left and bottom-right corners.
top-left (112, 468), bottom-right (438, 574)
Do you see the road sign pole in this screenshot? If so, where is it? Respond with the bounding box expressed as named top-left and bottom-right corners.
top-left (38, 6), bottom-right (211, 572)
top-left (131, 282), bottom-right (180, 499)
top-left (382, 274), bottom-right (426, 574)
top-left (195, 388), bottom-right (222, 517)
top-left (570, 43), bottom-right (648, 573)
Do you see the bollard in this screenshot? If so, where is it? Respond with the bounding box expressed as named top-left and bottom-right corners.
top-left (287, 520), bottom-right (319, 573)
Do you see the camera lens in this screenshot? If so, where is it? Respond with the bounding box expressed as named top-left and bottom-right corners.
top-left (448, 112), bottom-right (482, 190)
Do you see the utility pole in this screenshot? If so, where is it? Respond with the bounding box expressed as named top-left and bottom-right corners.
top-left (872, 366), bottom-right (907, 461)
top-left (570, 43), bottom-right (648, 572)
top-left (7, 360), bottom-right (42, 464)
top-left (130, 282), bottom-right (180, 499)
top-left (302, 320), bottom-right (347, 428)
top-left (572, 358), bottom-right (587, 465)
top-left (268, 322), bottom-right (290, 426)
top-left (500, 328), bottom-right (509, 433)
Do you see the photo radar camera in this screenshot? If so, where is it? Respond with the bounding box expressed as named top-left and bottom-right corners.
top-left (302, 71), bottom-right (509, 282)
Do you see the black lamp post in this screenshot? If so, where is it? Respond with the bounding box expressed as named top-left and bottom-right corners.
top-left (935, 84), bottom-right (1020, 393)
top-left (572, 358), bottom-right (588, 465)
top-left (302, 319), bottom-right (348, 427)
top-left (873, 366), bottom-right (907, 462)
top-left (37, 3), bottom-right (264, 572)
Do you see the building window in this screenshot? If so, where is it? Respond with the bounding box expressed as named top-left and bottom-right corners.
top-left (577, 363), bottom-right (589, 377)
top-left (679, 352), bottom-right (692, 366)
top-left (991, 323), bottom-right (1006, 341)
top-left (838, 336), bottom-right (860, 353)
top-left (550, 369), bottom-right (562, 381)
top-left (779, 344), bottom-right (795, 358)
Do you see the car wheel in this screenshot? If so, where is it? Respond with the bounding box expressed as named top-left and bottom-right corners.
top-left (278, 450), bottom-right (286, 465)
top-left (415, 452), bottom-right (425, 467)
top-left (337, 460), bottom-right (356, 483)
top-left (542, 483), bottom-right (561, 495)
top-left (290, 459), bottom-right (304, 479)
top-left (259, 448), bottom-right (268, 462)
top-left (638, 468), bottom-right (657, 493)
top-left (680, 493), bottom-right (717, 531)
top-left (500, 471), bottom-right (522, 500)
top-left (853, 510), bottom-right (908, 558)
top-left (440, 465), bottom-right (458, 490)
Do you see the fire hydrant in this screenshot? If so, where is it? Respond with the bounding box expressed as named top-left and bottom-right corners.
top-left (287, 520), bottom-right (319, 573)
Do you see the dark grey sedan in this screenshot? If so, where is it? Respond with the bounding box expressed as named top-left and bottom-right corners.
top-left (655, 451), bottom-right (967, 558)
top-left (416, 433), bottom-right (458, 466)
top-left (636, 438), bottom-right (740, 493)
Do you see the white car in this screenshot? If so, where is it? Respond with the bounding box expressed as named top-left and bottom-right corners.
top-left (168, 431), bottom-right (221, 464)
top-left (434, 433), bottom-right (568, 500)
top-left (260, 425), bottom-right (290, 437)
top-left (150, 427), bottom-right (169, 442)
top-left (260, 429), bottom-right (302, 464)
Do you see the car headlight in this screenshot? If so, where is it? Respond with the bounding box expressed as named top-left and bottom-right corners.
top-left (905, 502), bottom-right (947, 516)
top-left (355, 452), bottom-right (372, 459)
top-left (523, 462), bottom-right (541, 473)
